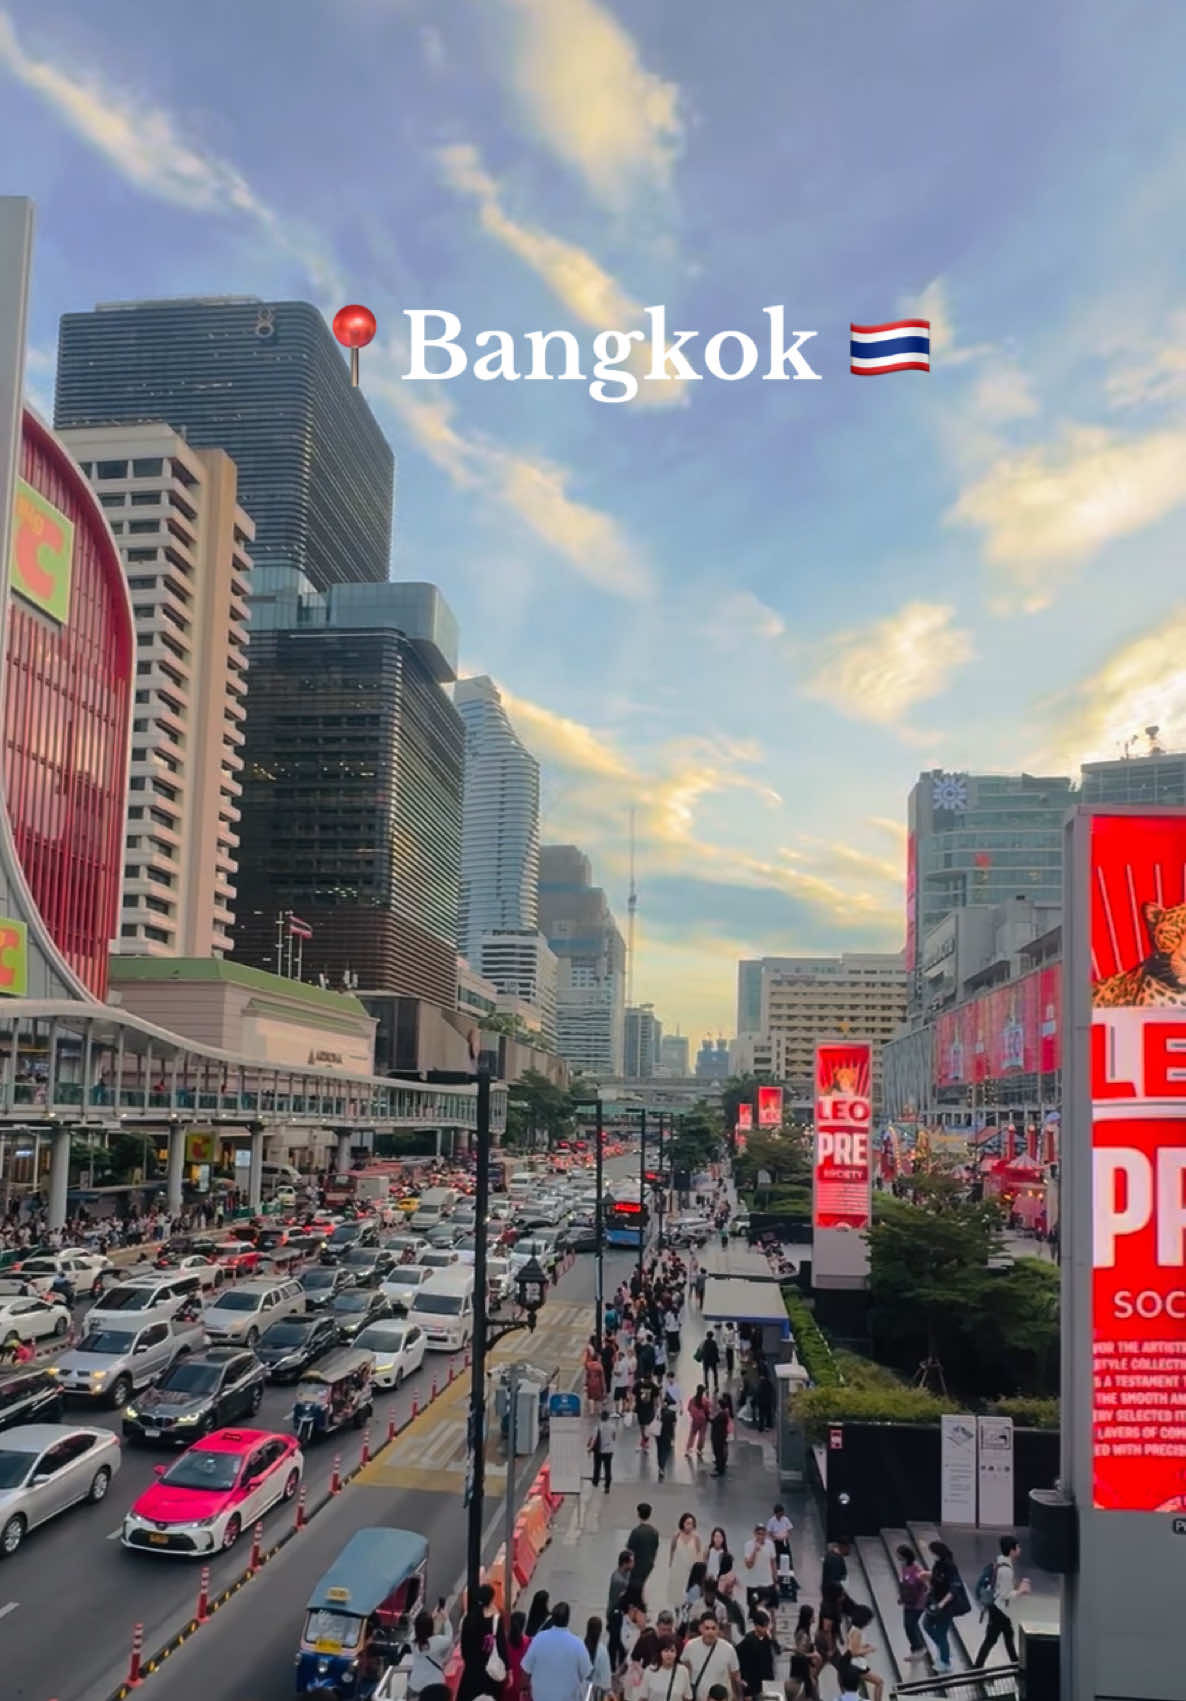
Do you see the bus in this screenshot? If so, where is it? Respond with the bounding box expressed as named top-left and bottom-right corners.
top-left (603, 1183), bottom-right (648, 1249)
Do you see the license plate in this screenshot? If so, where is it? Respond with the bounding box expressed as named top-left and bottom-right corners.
top-left (314, 1640), bottom-right (342, 1654)
top-left (148, 1532), bottom-right (169, 1545)
top-left (143, 1427), bottom-right (160, 1438)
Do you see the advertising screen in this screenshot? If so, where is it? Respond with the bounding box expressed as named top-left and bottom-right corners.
top-left (736, 1102), bottom-right (752, 1132)
top-left (756, 1084), bottom-right (782, 1127)
top-left (1089, 813), bottom-right (1186, 1512)
top-left (813, 1041), bottom-right (873, 1230)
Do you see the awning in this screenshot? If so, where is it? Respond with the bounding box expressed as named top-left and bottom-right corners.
top-left (698, 1244), bottom-right (779, 1282)
top-left (701, 1276), bottom-right (791, 1334)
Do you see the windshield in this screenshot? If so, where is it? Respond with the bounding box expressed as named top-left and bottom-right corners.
top-left (0, 1449), bottom-right (36, 1488)
top-left (413, 1293), bottom-right (463, 1316)
top-left (330, 1225), bottom-right (360, 1244)
top-left (210, 1291), bottom-right (261, 1312)
top-left (304, 1610), bottom-right (363, 1650)
top-left (77, 1329), bottom-right (134, 1355)
top-left (21, 1259), bottom-right (58, 1274)
top-left (386, 1269), bottom-right (423, 1286)
top-left (356, 1326), bottom-right (404, 1353)
top-left (345, 1249), bottom-right (380, 1266)
top-left (96, 1289), bottom-right (155, 1312)
top-left (302, 1271), bottom-right (335, 1288)
top-left (332, 1293), bottom-right (369, 1312)
top-left (160, 1361), bottom-right (222, 1394)
top-left (262, 1321), bottom-right (310, 1345)
top-left (161, 1449), bottom-right (243, 1492)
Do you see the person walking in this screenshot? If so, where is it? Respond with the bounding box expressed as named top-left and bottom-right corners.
top-left (704, 1528), bottom-right (735, 1591)
top-left (584, 1617), bottom-right (612, 1701)
top-left (685, 1388), bottom-right (710, 1459)
top-left (722, 1324), bottom-right (736, 1383)
top-left (973, 1537), bottom-right (1029, 1668)
top-left (635, 1373), bottom-right (658, 1452)
top-left (607, 1552), bottom-right (636, 1666)
top-left (505, 1613), bottom-right (533, 1701)
top-left (895, 1544), bottom-right (929, 1665)
top-left (709, 1398), bottom-right (730, 1477)
top-left (669, 1513), bottom-right (704, 1589)
top-left (585, 1337), bottom-right (607, 1406)
top-left (642, 1638), bottom-right (693, 1701)
top-left (657, 1398), bottom-right (677, 1482)
top-left (588, 1406), bottom-right (619, 1494)
top-left (922, 1540), bottom-right (960, 1673)
top-left (520, 1602), bottom-right (592, 1701)
top-left (742, 1524), bottom-right (779, 1616)
top-left (457, 1583), bottom-right (508, 1701)
top-left (697, 1332), bottom-right (720, 1395)
top-left (679, 1613), bottom-right (741, 1701)
top-left (734, 1611), bottom-right (779, 1701)
top-left (840, 1604), bottom-right (884, 1701)
top-left (408, 1608), bottom-right (454, 1701)
top-left (628, 1503), bottom-right (661, 1596)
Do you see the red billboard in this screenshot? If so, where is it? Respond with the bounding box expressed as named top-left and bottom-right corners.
top-left (756, 1084), bottom-right (782, 1128)
top-left (814, 1041), bottom-right (873, 1229)
top-left (736, 1102), bottom-right (753, 1132)
top-left (1088, 813), bottom-right (1186, 1511)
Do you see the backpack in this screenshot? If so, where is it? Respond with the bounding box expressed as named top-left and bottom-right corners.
top-left (975, 1560), bottom-right (997, 1614)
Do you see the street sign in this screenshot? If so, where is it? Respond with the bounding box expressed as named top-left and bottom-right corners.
top-left (549, 1393), bottom-right (580, 1417)
top-left (548, 1391), bottom-right (584, 1493)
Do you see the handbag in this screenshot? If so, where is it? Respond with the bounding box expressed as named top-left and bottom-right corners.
top-left (484, 1615), bottom-right (507, 1685)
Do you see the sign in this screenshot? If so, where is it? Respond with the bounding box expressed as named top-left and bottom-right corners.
top-left (1087, 812), bottom-right (1186, 1513)
top-left (548, 1391), bottom-right (584, 1493)
top-left (757, 1084), bottom-right (783, 1128)
top-left (976, 1414), bottom-right (1014, 1526)
top-left (756, 1169), bottom-right (773, 1187)
top-left (0, 917), bottom-right (27, 997)
top-left (736, 1102), bottom-right (753, 1133)
top-left (185, 1131), bottom-right (216, 1165)
top-left (813, 1041), bottom-right (873, 1229)
top-left (11, 478), bottom-right (74, 623)
top-left (828, 1426), bottom-right (843, 1451)
top-left (941, 1414), bottom-right (978, 1525)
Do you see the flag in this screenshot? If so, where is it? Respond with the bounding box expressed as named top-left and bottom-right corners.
top-left (850, 319), bottom-right (931, 375)
top-left (288, 915), bottom-right (313, 940)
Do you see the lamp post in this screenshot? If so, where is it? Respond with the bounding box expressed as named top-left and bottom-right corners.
top-left (637, 1105), bottom-right (648, 1287)
top-left (568, 1095), bottom-right (605, 1344)
top-left (655, 1111), bottom-right (666, 1249)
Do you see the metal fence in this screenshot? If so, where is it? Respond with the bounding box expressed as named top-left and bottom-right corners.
top-left (893, 1663), bottom-right (1023, 1700)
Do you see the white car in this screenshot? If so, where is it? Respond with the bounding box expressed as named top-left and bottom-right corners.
top-left (487, 1257), bottom-right (512, 1305)
top-left (11, 1250), bottom-right (114, 1298)
top-left (354, 1321), bottom-right (426, 1388)
top-left (0, 1294), bottom-right (71, 1346)
top-left (0, 1424), bottom-right (122, 1557)
top-left (165, 1256), bottom-right (225, 1291)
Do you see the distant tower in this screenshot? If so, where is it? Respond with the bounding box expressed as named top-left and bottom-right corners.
top-left (627, 805), bottom-right (638, 1008)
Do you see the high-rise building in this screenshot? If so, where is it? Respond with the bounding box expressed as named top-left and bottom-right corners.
top-left (455, 677), bottom-right (540, 964)
top-left (60, 423), bottom-right (254, 958)
top-left (233, 581), bottom-right (463, 1007)
top-left (54, 298), bottom-right (393, 592)
top-left (659, 1033), bottom-right (690, 1076)
top-left (757, 953), bottom-right (907, 1108)
top-left (539, 844), bottom-right (626, 1076)
top-left (624, 1004), bottom-right (662, 1078)
top-left (737, 960), bottom-right (765, 1036)
top-left (695, 1037), bottom-right (732, 1081)
top-left (1080, 747), bottom-right (1186, 807)
top-left (477, 930), bottom-right (558, 1047)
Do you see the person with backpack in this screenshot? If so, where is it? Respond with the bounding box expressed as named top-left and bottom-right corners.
top-left (922, 1540), bottom-right (967, 1674)
top-left (973, 1537), bottom-right (1029, 1668)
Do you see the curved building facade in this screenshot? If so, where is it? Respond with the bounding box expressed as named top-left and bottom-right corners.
top-left (455, 675), bottom-right (540, 964)
top-left (0, 408), bottom-right (134, 1001)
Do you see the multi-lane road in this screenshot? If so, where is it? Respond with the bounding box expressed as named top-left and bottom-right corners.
top-left (2, 1169), bottom-right (638, 1701)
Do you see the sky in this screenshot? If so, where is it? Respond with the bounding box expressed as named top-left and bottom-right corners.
top-left (4, 0), bottom-right (1186, 1043)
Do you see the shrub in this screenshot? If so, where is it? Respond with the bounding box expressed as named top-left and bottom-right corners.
top-left (791, 1383), bottom-right (960, 1441)
top-left (833, 1350), bottom-right (905, 1391)
top-left (783, 1288), bottom-right (841, 1387)
top-left (988, 1395), bottom-right (1060, 1430)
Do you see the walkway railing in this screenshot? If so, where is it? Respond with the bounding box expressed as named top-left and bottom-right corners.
top-left (893, 1663), bottom-right (1023, 1699)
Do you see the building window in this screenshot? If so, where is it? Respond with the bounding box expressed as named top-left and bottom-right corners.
top-left (127, 520), bottom-right (159, 535)
top-left (144, 895), bottom-right (172, 915)
top-left (120, 924), bottom-right (139, 938)
top-left (99, 492), bottom-right (124, 509)
top-left (130, 491), bottom-right (158, 507)
top-left (144, 925), bottom-right (170, 943)
top-left (96, 459), bottom-right (127, 479)
top-left (127, 548), bottom-right (157, 563)
top-left (132, 457), bottom-right (163, 477)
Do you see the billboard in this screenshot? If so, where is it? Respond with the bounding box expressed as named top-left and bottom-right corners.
top-left (736, 1102), bottom-right (753, 1132)
top-left (756, 1084), bottom-right (783, 1127)
top-left (0, 917), bottom-right (27, 996)
top-left (11, 478), bottom-right (74, 623)
top-left (814, 1040), bottom-right (873, 1228)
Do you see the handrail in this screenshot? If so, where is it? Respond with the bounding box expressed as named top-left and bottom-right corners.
top-left (893, 1662), bottom-right (1022, 1699)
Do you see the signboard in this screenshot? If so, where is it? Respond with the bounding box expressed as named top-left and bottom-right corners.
top-left (941, 1414), bottom-right (978, 1524)
top-left (976, 1414), bottom-right (1014, 1526)
top-left (185, 1131), bottom-right (216, 1165)
top-left (548, 1391), bottom-right (584, 1494)
top-left (0, 917), bottom-right (27, 996)
top-left (757, 1084), bottom-right (783, 1127)
top-left (812, 1040), bottom-right (873, 1289)
top-left (11, 478), bottom-right (74, 623)
top-left (736, 1102), bottom-right (753, 1133)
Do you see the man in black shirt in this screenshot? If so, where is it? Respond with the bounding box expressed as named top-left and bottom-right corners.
top-left (627, 1502), bottom-right (661, 1593)
top-left (735, 1611), bottom-right (779, 1700)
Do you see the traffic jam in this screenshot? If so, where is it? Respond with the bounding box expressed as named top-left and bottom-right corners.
top-left (0, 1143), bottom-right (626, 1700)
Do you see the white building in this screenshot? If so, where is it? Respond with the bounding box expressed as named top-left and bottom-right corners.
top-left (62, 423), bottom-right (253, 958)
top-left (477, 929), bottom-right (558, 1048)
top-left (455, 676), bottom-right (540, 965)
top-left (624, 1003), bottom-right (663, 1078)
top-left (729, 1031), bottom-right (792, 1078)
top-left (745, 952), bottom-right (907, 1109)
top-left (658, 1033), bottom-right (690, 1077)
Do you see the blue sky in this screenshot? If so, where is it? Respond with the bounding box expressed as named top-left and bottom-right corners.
top-left (5, 0), bottom-right (1186, 1041)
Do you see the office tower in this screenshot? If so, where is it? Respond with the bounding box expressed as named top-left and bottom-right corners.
top-left (695, 1037), bottom-right (732, 1081)
top-left (737, 956), bottom-right (806, 1037)
top-left (624, 1003), bottom-right (662, 1078)
top-left (477, 930), bottom-right (558, 1047)
top-left (539, 844), bottom-right (626, 1075)
top-left (234, 582), bottom-right (463, 1007)
top-left (55, 298), bottom-right (393, 591)
top-left (659, 1033), bottom-right (690, 1076)
top-left (61, 424), bottom-right (253, 957)
top-left (757, 953), bottom-right (907, 1107)
top-left (1080, 746), bottom-right (1186, 807)
top-left (455, 676), bottom-right (540, 964)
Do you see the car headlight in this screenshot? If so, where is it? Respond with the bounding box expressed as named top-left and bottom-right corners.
top-left (197, 1515), bottom-right (220, 1527)
top-left (90, 1370), bottom-right (108, 1383)
top-left (124, 1405), bottom-right (139, 1420)
top-left (45, 1365), bottom-right (60, 1378)
top-left (176, 1412), bottom-right (200, 1424)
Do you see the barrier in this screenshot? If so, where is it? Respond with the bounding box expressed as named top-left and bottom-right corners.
top-left (195, 1566), bottom-right (210, 1623)
top-left (295, 1485), bottom-right (307, 1529)
top-left (330, 1453), bottom-right (342, 1494)
top-left (249, 1521), bottom-right (263, 1571)
top-left (488, 1545), bottom-right (508, 1614)
top-left (512, 1515), bottom-right (535, 1588)
top-left (126, 1624), bottom-right (144, 1689)
top-left (360, 1425), bottom-right (371, 1467)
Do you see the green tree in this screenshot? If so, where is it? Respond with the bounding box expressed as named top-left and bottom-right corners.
top-left (666, 1105), bottom-right (720, 1175)
top-left (734, 1128), bottom-right (811, 1191)
top-left (506, 1069), bottom-right (577, 1149)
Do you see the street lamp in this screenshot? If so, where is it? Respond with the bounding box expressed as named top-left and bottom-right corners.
top-left (569, 1095), bottom-right (606, 1345)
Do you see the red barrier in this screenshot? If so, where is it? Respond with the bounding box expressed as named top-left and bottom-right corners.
top-left (360, 1425), bottom-right (371, 1466)
top-left (250, 1520), bottom-right (263, 1571)
top-left (295, 1485), bottom-right (307, 1529)
top-left (411, 1396), bottom-right (419, 1420)
top-left (511, 1516), bottom-right (536, 1588)
top-left (126, 1623), bottom-right (144, 1688)
top-left (431, 1375), bottom-right (438, 1401)
top-left (196, 1565), bottom-right (211, 1622)
top-left (330, 1453), bottom-right (342, 1494)
top-left (387, 1415), bottom-right (397, 1443)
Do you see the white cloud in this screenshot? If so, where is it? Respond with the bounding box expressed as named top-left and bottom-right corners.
top-left (1034, 609), bottom-right (1186, 770)
top-left (497, 689), bottom-right (635, 779)
top-left (948, 423), bottom-right (1186, 612)
top-left (900, 277), bottom-right (993, 368)
top-left (703, 590), bottom-right (786, 647)
top-left (494, 0), bottom-right (682, 207)
top-left (801, 601), bottom-right (975, 726)
top-left (968, 366), bottom-right (1038, 423)
top-left (868, 815), bottom-right (907, 845)
top-left (1106, 308), bottom-right (1186, 409)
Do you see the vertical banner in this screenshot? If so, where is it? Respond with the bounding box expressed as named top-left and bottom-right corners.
top-left (976, 1414), bottom-right (1015, 1526)
top-left (548, 1392), bottom-right (584, 1493)
top-left (812, 1040), bottom-right (873, 1288)
top-left (756, 1084), bottom-right (783, 1128)
top-left (736, 1102), bottom-right (753, 1134)
top-left (941, 1414), bottom-right (978, 1525)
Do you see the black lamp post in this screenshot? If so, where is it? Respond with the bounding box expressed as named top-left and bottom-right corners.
top-left (636, 1105), bottom-right (648, 1287)
top-left (570, 1095), bottom-right (606, 1344)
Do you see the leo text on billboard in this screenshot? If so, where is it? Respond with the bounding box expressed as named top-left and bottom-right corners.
top-left (814, 1041), bottom-right (872, 1230)
top-left (1089, 813), bottom-right (1186, 1512)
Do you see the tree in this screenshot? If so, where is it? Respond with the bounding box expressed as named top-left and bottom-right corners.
top-left (505, 1069), bottom-right (577, 1150)
top-left (733, 1128), bottom-right (811, 1191)
top-left (720, 1072), bottom-right (778, 1150)
top-left (666, 1105), bottom-right (720, 1175)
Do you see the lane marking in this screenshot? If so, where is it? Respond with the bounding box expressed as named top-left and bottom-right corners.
top-left (0, 1600), bottom-right (19, 1619)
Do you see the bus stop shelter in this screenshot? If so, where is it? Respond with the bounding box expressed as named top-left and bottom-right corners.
top-left (701, 1276), bottom-right (791, 1358)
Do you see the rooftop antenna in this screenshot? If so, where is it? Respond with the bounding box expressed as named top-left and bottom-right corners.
top-left (1146, 724), bottom-right (1163, 754)
top-left (627, 805), bottom-right (638, 1008)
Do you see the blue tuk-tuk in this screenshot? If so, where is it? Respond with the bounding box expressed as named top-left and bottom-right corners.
top-left (296, 1527), bottom-right (429, 1695)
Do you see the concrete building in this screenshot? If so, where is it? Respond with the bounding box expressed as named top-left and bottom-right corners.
top-left (61, 424), bottom-right (253, 959)
top-left (695, 1037), bottom-right (732, 1081)
top-left (658, 1033), bottom-right (690, 1077)
top-left (1080, 744), bottom-right (1186, 807)
top-left (455, 677), bottom-right (540, 965)
top-left (729, 1031), bottom-right (791, 1079)
top-left (624, 1003), bottom-right (662, 1078)
top-left (757, 952), bottom-right (907, 1108)
top-left (917, 895), bottom-right (1062, 1021)
top-left (539, 844), bottom-right (625, 1076)
top-left (476, 929), bottom-right (558, 1047)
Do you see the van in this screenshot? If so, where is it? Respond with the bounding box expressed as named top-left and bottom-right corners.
top-left (408, 1269), bottom-right (475, 1352)
top-left (417, 1187), bottom-right (458, 1218)
top-left (86, 1272), bottom-right (205, 1329)
top-left (262, 1161), bottom-right (306, 1197)
top-left (200, 1276), bottom-right (305, 1346)
top-left (507, 1174), bottom-right (532, 1200)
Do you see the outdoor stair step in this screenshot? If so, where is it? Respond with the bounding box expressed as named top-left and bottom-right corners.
top-left (855, 1534), bottom-right (926, 1686)
top-left (905, 1522), bottom-right (972, 1672)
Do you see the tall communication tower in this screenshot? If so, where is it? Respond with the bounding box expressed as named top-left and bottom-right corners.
top-left (627, 805), bottom-right (638, 1008)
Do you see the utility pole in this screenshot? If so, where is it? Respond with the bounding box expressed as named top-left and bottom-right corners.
top-left (626, 806), bottom-right (637, 1009)
top-left (594, 1097), bottom-right (604, 1345)
top-left (637, 1105), bottom-right (647, 1285)
top-left (503, 1360), bottom-right (521, 1617)
top-left (465, 1062), bottom-right (492, 1602)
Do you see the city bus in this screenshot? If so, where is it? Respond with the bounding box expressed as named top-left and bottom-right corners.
top-left (603, 1183), bottom-right (648, 1249)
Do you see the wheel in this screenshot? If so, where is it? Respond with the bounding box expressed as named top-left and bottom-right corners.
top-left (109, 1376), bottom-right (131, 1409)
top-left (249, 1383), bottom-right (263, 1414)
top-left (221, 1514), bottom-right (241, 1551)
top-left (282, 1467), bottom-right (299, 1501)
top-left (245, 1328), bottom-right (259, 1348)
top-left (0, 1515), bottom-right (24, 1557)
top-left (88, 1466), bottom-right (111, 1504)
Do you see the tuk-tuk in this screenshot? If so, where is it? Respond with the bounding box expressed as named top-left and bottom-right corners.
top-left (292, 1348), bottom-right (375, 1444)
top-left (296, 1527), bottom-right (428, 1695)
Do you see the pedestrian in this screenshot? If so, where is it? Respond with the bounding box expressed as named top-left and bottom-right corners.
top-left (742, 1524), bottom-right (778, 1616)
top-left (643, 1637), bottom-right (693, 1701)
top-left (840, 1604), bottom-right (884, 1701)
top-left (895, 1543), bottom-right (929, 1665)
top-left (408, 1608), bottom-right (454, 1701)
top-left (615, 1345), bottom-right (636, 1415)
top-left (765, 1504), bottom-right (793, 1577)
top-left (704, 1527), bottom-right (735, 1591)
top-left (657, 1399), bottom-right (677, 1481)
top-left (520, 1602), bottom-right (592, 1701)
top-left (709, 1399), bottom-right (730, 1477)
top-left (457, 1583), bottom-right (507, 1701)
top-left (821, 1541), bottom-right (849, 1595)
top-left (922, 1540), bottom-right (960, 1673)
top-left (734, 1610), bottom-right (778, 1701)
top-left (685, 1387), bottom-right (709, 1459)
top-left (679, 1613), bottom-right (741, 1701)
top-left (505, 1613), bottom-right (533, 1701)
top-left (588, 1405), bottom-right (619, 1494)
top-left (788, 1605), bottom-right (821, 1700)
top-left (584, 1616), bottom-right (612, 1700)
top-left (754, 1369), bottom-right (774, 1433)
top-left (722, 1324), bottom-right (736, 1383)
top-left (635, 1374), bottom-right (657, 1451)
top-left (585, 1337), bottom-right (607, 1405)
top-left (669, 1513), bottom-right (704, 1587)
top-left (627, 1503), bottom-right (661, 1594)
top-left (636, 1331), bottom-right (657, 1381)
top-left (664, 1305), bottom-right (681, 1359)
top-left (526, 1591), bottom-right (553, 1637)
top-left (697, 1331), bottom-right (720, 1394)
top-left (973, 1536), bottom-right (1029, 1668)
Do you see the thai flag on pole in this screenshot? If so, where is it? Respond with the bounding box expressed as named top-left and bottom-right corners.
top-left (850, 319), bottom-right (931, 375)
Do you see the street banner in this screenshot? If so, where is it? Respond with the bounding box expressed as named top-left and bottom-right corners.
top-left (941, 1414), bottom-right (978, 1524)
top-left (812, 1040), bottom-right (873, 1288)
top-left (757, 1084), bottom-right (782, 1127)
top-left (736, 1102), bottom-right (753, 1132)
top-left (548, 1392), bottom-right (584, 1493)
top-left (976, 1414), bottom-right (1015, 1526)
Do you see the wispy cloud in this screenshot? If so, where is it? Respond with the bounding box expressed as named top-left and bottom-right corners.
top-left (1106, 308), bottom-right (1186, 409)
top-left (702, 590), bottom-right (786, 648)
top-left (493, 0), bottom-right (682, 208)
top-left (497, 688), bottom-right (635, 779)
top-left (869, 815), bottom-right (907, 845)
top-left (1033, 608), bottom-right (1186, 770)
top-left (801, 601), bottom-right (975, 727)
top-left (901, 277), bottom-right (993, 368)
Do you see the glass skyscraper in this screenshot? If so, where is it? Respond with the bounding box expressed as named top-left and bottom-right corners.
top-left (454, 676), bottom-right (540, 964)
top-left (54, 298), bottom-right (393, 591)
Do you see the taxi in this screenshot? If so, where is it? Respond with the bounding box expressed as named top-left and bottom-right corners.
top-left (121, 1426), bottom-right (303, 1555)
top-left (214, 1241), bottom-right (262, 1278)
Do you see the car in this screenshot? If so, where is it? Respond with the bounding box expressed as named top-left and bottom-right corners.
top-left (50, 1314), bottom-right (206, 1408)
top-left (254, 1314), bottom-right (340, 1382)
top-left (122, 1348), bottom-right (267, 1443)
top-left (0, 1367), bottom-right (63, 1433)
top-left (328, 1289), bottom-right (392, 1340)
top-left (11, 1250), bottom-right (114, 1300)
top-left (0, 1424), bottom-right (121, 1557)
top-left (0, 1293), bottom-right (71, 1346)
top-left (379, 1233), bottom-right (428, 1264)
top-left (121, 1427), bottom-right (304, 1555)
top-left (299, 1267), bottom-right (356, 1310)
top-left (149, 1254), bottom-right (225, 1291)
top-left (340, 1247), bottom-right (400, 1288)
top-left (419, 1249), bottom-right (460, 1272)
top-left (319, 1221), bottom-right (378, 1265)
top-left (425, 1225), bottom-right (461, 1250)
top-left (354, 1322), bottom-right (425, 1388)
top-left (379, 1264), bottom-right (433, 1316)
top-left (454, 1236), bottom-right (477, 1267)
top-left (486, 1256), bottom-right (512, 1305)
top-left (200, 1277), bottom-right (307, 1346)
top-left (214, 1241), bottom-right (262, 1278)
top-left (86, 1273), bottom-right (206, 1327)
top-left (563, 1215), bottom-right (599, 1252)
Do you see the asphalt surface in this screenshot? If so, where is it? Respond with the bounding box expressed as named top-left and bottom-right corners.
top-left (1, 1159), bottom-right (640, 1701)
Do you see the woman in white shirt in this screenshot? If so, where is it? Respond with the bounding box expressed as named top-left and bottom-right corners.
top-left (408, 1608), bottom-right (454, 1700)
top-left (584, 1614), bottom-right (613, 1700)
top-left (643, 1638), bottom-right (693, 1701)
top-left (704, 1526), bottom-right (735, 1590)
top-left (670, 1511), bottom-right (704, 1586)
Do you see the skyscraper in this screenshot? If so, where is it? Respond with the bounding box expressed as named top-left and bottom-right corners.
top-left (659, 1033), bottom-right (690, 1076)
top-left (60, 423), bottom-right (254, 958)
top-left (55, 298), bottom-right (393, 591)
top-left (624, 1004), bottom-right (662, 1078)
top-left (455, 676), bottom-right (540, 964)
top-left (539, 844), bottom-right (626, 1076)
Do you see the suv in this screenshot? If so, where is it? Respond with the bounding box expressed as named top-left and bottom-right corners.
top-left (86, 1273), bottom-right (206, 1328)
top-left (201, 1277), bottom-right (305, 1346)
top-left (0, 1367), bottom-right (63, 1433)
top-left (50, 1314), bottom-right (206, 1408)
top-left (122, 1347), bottom-right (266, 1444)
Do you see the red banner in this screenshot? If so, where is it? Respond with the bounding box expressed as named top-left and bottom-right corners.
top-left (756, 1084), bottom-right (783, 1128)
top-left (813, 1042), bottom-right (873, 1230)
top-left (1088, 813), bottom-right (1186, 1512)
top-left (1038, 966), bottom-right (1061, 1074)
top-left (736, 1102), bottom-right (753, 1132)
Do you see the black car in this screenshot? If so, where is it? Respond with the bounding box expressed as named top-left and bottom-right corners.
top-left (300, 1267), bottom-right (356, 1310)
top-left (329, 1289), bottom-right (393, 1339)
top-left (121, 1348), bottom-right (265, 1445)
top-left (562, 1215), bottom-right (598, 1252)
top-left (254, 1314), bottom-right (340, 1381)
top-left (0, 1367), bottom-right (63, 1433)
top-left (319, 1222), bottom-right (378, 1265)
top-left (341, 1247), bottom-right (399, 1288)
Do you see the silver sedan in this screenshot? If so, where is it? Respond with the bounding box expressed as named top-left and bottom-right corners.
top-left (0, 1424), bottom-right (122, 1556)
